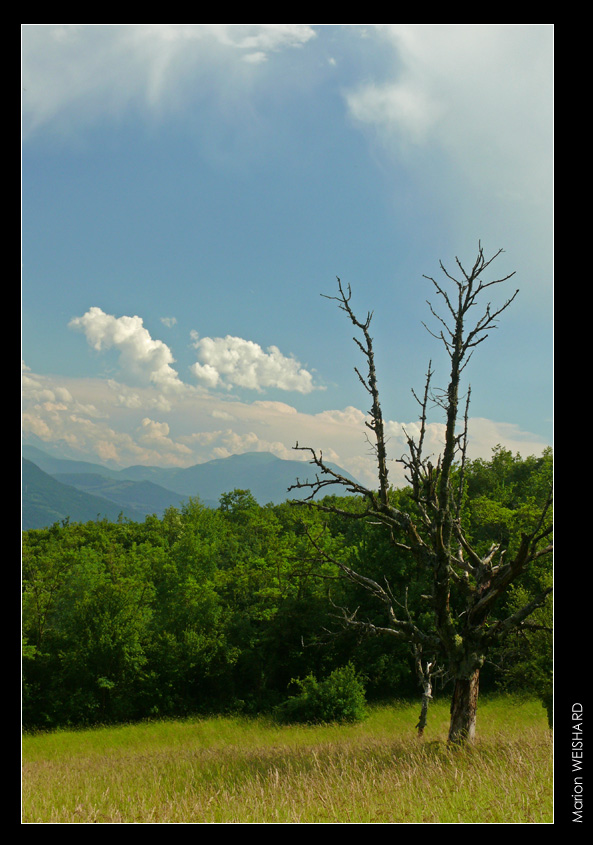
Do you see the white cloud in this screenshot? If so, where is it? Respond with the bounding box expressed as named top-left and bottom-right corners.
top-left (242, 51), bottom-right (268, 65)
top-left (465, 417), bottom-right (551, 461)
top-left (22, 24), bottom-right (317, 137)
top-left (345, 24), bottom-right (553, 305)
top-left (211, 409), bottom-right (236, 422)
top-left (22, 367), bottom-right (550, 485)
top-left (315, 406), bottom-right (367, 427)
top-left (69, 307), bottom-right (184, 391)
top-left (191, 363), bottom-right (221, 390)
top-left (108, 380), bottom-right (173, 412)
top-left (22, 366), bottom-right (101, 419)
top-left (138, 417), bottom-right (171, 441)
top-left (347, 25), bottom-right (552, 201)
top-left (137, 417), bottom-right (193, 457)
top-left (252, 401), bottom-right (298, 416)
top-left (190, 333), bottom-right (318, 394)
top-left (348, 77), bottom-right (441, 146)
top-left (220, 24), bottom-right (316, 54)
top-left (67, 306), bottom-right (320, 427)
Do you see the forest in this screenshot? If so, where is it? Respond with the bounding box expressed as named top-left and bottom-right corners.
top-left (22, 445), bottom-right (552, 732)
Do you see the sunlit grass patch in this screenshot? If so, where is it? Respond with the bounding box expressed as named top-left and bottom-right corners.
top-left (22, 696), bottom-right (552, 823)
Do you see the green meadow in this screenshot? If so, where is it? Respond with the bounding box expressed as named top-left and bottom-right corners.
top-left (22, 696), bottom-right (552, 824)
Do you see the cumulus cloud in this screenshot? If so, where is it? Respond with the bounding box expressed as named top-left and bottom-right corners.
top-left (107, 380), bottom-right (173, 412)
top-left (69, 307), bottom-right (184, 391)
top-left (315, 407), bottom-right (367, 427)
top-left (190, 333), bottom-right (318, 394)
top-left (22, 371), bottom-right (74, 407)
top-left (69, 307), bottom-right (320, 397)
top-left (22, 365), bottom-right (101, 419)
top-left (137, 417), bottom-right (193, 457)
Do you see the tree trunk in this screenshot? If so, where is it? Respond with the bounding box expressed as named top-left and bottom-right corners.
top-left (416, 685), bottom-right (432, 737)
top-left (415, 658), bottom-right (434, 738)
top-left (448, 669), bottom-right (480, 744)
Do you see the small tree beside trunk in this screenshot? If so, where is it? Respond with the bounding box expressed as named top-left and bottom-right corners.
top-left (290, 245), bottom-right (552, 745)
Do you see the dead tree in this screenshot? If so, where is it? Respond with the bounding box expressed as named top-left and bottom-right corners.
top-left (290, 245), bottom-right (552, 744)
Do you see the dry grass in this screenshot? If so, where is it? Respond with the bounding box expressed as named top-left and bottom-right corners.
top-left (22, 697), bottom-right (552, 823)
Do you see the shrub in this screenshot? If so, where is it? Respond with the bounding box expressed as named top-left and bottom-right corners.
top-left (274, 663), bottom-right (367, 724)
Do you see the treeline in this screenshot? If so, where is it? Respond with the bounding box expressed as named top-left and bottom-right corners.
top-left (22, 447), bottom-right (552, 730)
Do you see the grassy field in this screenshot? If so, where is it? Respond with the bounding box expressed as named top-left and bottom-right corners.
top-left (22, 696), bottom-right (552, 823)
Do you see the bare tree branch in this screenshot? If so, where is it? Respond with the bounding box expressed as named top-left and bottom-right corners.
top-left (291, 244), bottom-right (552, 744)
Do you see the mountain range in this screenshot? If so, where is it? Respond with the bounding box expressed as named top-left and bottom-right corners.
top-left (22, 445), bottom-right (359, 530)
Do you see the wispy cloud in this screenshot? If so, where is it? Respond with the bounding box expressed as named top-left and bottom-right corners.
top-left (347, 25), bottom-right (552, 176)
top-left (344, 24), bottom-right (553, 303)
top-left (22, 24), bottom-right (317, 137)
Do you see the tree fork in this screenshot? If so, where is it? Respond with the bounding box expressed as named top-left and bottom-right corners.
top-left (290, 245), bottom-right (552, 746)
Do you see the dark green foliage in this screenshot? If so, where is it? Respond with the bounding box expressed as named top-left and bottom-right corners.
top-left (274, 663), bottom-right (367, 724)
top-left (461, 446), bottom-right (553, 558)
top-left (490, 578), bottom-right (553, 724)
top-left (22, 447), bottom-right (552, 730)
top-left (461, 446), bottom-right (553, 714)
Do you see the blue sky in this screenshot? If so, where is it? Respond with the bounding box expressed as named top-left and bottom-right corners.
top-left (22, 24), bottom-right (553, 488)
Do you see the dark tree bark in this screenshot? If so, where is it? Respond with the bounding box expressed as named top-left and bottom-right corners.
top-left (449, 670), bottom-right (480, 744)
top-left (290, 244), bottom-right (552, 745)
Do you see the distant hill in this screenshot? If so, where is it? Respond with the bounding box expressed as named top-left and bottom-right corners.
top-left (22, 460), bottom-right (147, 530)
top-left (22, 446), bottom-right (361, 529)
top-left (22, 445), bottom-right (121, 480)
top-left (51, 472), bottom-right (189, 517)
top-left (119, 451), bottom-right (358, 504)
